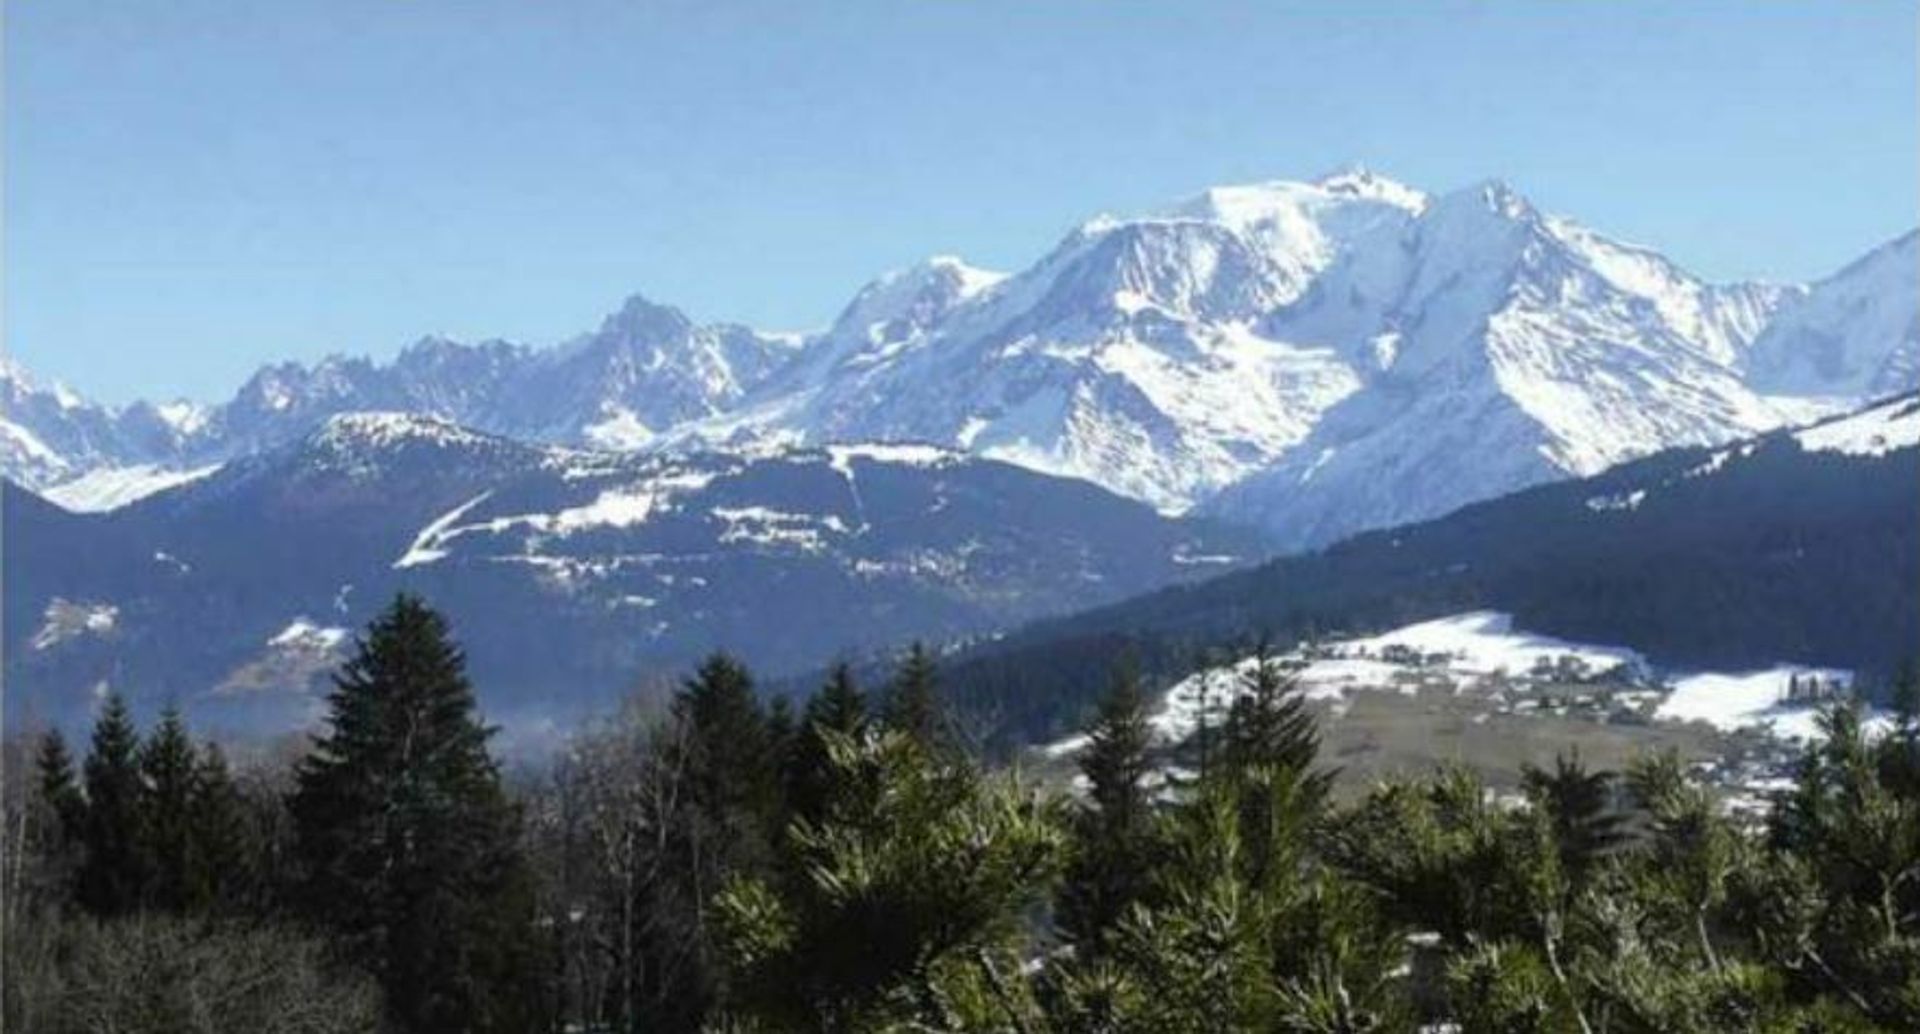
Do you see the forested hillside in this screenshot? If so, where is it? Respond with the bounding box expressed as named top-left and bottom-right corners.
top-left (6, 596), bottom-right (1919, 1031)
top-left (928, 403), bottom-right (1920, 749)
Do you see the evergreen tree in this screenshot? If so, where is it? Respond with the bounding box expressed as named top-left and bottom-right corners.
top-left (1055, 665), bottom-right (1161, 952)
top-left (883, 642), bottom-right (944, 749)
top-left (674, 652), bottom-right (782, 866)
top-left (289, 594), bottom-right (536, 1034)
top-left (787, 662), bottom-right (868, 824)
top-left (1221, 642), bottom-right (1321, 781)
top-left (1519, 752), bottom-right (1627, 885)
top-left (77, 693), bottom-right (147, 917)
top-left (191, 742), bottom-right (252, 912)
top-left (717, 729), bottom-right (1063, 1030)
top-left (32, 729), bottom-right (86, 904)
top-left (141, 706), bottom-right (201, 912)
top-left (35, 729), bottom-right (84, 848)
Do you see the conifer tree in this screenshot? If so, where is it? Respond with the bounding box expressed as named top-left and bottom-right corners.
top-left (141, 706), bottom-right (201, 912)
top-left (35, 729), bottom-right (83, 848)
top-left (78, 693), bottom-right (147, 917)
top-left (32, 729), bottom-right (86, 903)
top-left (1056, 664), bottom-right (1161, 952)
top-left (289, 594), bottom-right (536, 1034)
top-left (674, 652), bottom-right (782, 864)
top-left (883, 641), bottom-right (944, 749)
top-left (1221, 642), bottom-right (1321, 780)
top-left (787, 662), bottom-right (867, 824)
top-left (1520, 752), bottom-right (1626, 886)
top-left (191, 742), bottom-right (251, 912)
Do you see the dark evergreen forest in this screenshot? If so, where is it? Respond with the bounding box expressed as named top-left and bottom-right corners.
top-left (6, 594), bottom-right (1919, 1032)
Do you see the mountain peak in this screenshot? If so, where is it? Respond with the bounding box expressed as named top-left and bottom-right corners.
top-left (311, 410), bottom-right (495, 452)
top-left (1309, 164), bottom-right (1428, 207)
top-left (598, 293), bottom-right (696, 340)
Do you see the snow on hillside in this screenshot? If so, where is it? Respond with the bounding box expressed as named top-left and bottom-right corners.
top-left (1042, 611), bottom-right (1880, 759)
top-left (41, 462), bottom-right (222, 512)
top-left (1657, 669), bottom-right (1878, 742)
top-left (1792, 394), bottom-right (1920, 457)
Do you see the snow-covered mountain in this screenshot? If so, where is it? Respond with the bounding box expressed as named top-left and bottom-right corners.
top-left (7, 170), bottom-right (1913, 548)
top-left (3, 412), bottom-right (1256, 731)
top-left (1744, 231), bottom-right (1919, 401)
top-left (1202, 180), bottom-right (1818, 547)
top-left (2, 295), bottom-right (801, 497)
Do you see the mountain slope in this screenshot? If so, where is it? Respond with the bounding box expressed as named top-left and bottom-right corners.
top-left (8, 171), bottom-right (1910, 550)
top-left (927, 395), bottom-right (1920, 748)
top-left (1744, 231), bottom-right (1919, 400)
top-left (3, 413), bottom-right (1257, 732)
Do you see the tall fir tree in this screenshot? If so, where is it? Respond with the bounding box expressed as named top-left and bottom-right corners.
top-left (673, 652), bottom-right (782, 872)
top-left (32, 729), bottom-right (86, 903)
top-left (1055, 664), bottom-right (1162, 953)
top-left (787, 662), bottom-right (868, 824)
top-left (1221, 642), bottom-right (1321, 781)
top-left (289, 594), bottom-right (536, 1034)
top-left (190, 742), bottom-right (252, 912)
top-left (883, 641), bottom-right (943, 749)
top-left (141, 706), bottom-right (202, 912)
top-left (78, 693), bottom-right (147, 917)
top-left (35, 729), bottom-right (84, 847)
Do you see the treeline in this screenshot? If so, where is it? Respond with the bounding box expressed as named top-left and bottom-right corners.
top-left (931, 440), bottom-right (1920, 750)
top-left (6, 594), bottom-right (1920, 1032)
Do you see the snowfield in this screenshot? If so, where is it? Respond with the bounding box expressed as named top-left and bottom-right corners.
top-left (1043, 611), bottom-right (1884, 755)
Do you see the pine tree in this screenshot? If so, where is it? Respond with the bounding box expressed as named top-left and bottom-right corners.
top-left (1056, 665), bottom-right (1161, 952)
top-left (787, 662), bottom-right (868, 824)
top-left (674, 652), bottom-right (782, 862)
top-left (78, 693), bottom-right (147, 917)
top-left (1520, 752), bottom-right (1626, 885)
top-left (289, 594), bottom-right (536, 1034)
top-left (142, 706), bottom-right (201, 912)
top-left (883, 641), bottom-right (944, 749)
top-left (35, 729), bottom-right (84, 847)
top-left (1221, 642), bottom-right (1321, 780)
top-left (32, 729), bottom-right (86, 904)
top-left (191, 742), bottom-right (251, 912)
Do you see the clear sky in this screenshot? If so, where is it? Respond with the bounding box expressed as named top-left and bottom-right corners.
top-left (6, 1), bottom-right (1916, 404)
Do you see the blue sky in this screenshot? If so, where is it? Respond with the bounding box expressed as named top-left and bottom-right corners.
top-left (7, 1), bottom-right (1916, 404)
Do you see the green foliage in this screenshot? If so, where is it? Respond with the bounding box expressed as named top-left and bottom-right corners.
top-left (1056, 665), bottom-right (1163, 953)
top-left (78, 693), bottom-right (147, 917)
top-left (717, 729), bottom-right (1063, 1030)
top-left (289, 593), bottom-right (536, 1034)
top-left (13, 613), bottom-right (1918, 1034)
top-left (787, 661), bottom-right (868, 825)
top-left (883, 641), bottom-right (946, 750)
top-left (141, 706), bottom-right (201, 912)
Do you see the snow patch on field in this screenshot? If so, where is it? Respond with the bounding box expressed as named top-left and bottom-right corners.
top-left (1053, 611), bottom-right (1875, 759)
top-left (1338, 611), bottom-right (1642, 678)
top-left (1656, 668), bottom-right (1879, 742)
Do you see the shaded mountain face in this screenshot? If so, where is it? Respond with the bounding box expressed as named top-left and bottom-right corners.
top-left (1744, 231), bottom-right (1920, 400)
top-left (927, 395), bottom-right (1920, 749)
top-left (7, 170), bottom-right (1913, 540)
top-left (3, 413), bottom-right (1258, 733)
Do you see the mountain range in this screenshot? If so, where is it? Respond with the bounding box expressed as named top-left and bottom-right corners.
top-left (3, 413), bottom-right (1254, 733)
top-left (5, 169), bottom-right (1914, 737)
top-left (7, 170), bottom-right (1914, 549)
